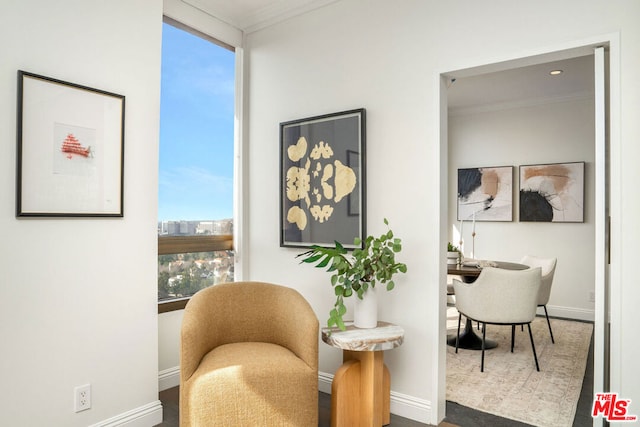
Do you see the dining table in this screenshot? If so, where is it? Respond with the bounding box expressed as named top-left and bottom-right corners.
top-left (447, 260), bottom-right (529, 350)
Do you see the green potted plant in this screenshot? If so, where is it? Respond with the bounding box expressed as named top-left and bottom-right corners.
top-left (297, 218), bottom-right (407, 330)
top-left (447, 242), bottom-right (461, 265)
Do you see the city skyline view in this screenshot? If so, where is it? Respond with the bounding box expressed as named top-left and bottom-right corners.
top-left (159, 22), bottom-right (235, 222)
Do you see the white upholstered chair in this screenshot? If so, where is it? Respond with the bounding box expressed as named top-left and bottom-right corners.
top-left (453, 267), bottom-right (542, 372)
top-left (520, 255), bottom-right (557, 343)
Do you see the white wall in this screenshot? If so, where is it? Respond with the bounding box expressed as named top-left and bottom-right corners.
top-left (158, 310), bottom-right (183, 390)
top-left (0, 1), bottom-right (163, 425)
top-left (245, 0), bottom-right (640, 424)
top-left (449, 97), bottom-right (596, 320)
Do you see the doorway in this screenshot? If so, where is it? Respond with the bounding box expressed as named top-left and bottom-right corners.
top-left (436, 42), bottom-right (612, 426)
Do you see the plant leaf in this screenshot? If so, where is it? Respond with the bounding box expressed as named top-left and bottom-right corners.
top-left (300, 253), bottom-right (323, 263)
top-left (337, 303), bottom-right (347, 316)
top-left (316, 254), bottom-right (332, 268)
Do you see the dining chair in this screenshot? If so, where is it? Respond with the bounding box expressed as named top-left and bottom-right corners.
top-left (453, 267), bottom-right (542, 372)
top-left (520, 255), bottom-right (558, 343)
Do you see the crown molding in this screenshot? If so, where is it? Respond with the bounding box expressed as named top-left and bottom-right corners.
top-left (181, 0), bottom-right (341, 34)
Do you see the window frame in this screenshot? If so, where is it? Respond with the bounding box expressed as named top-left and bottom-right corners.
top-left (157, 17), bottom-right (238, 313)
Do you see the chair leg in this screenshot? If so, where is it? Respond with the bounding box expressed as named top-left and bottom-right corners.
top-left (511, 325), bottom-right (515, 353)
top-left (455, 313), bottom-right (461, 353)
top-left (527, 323), bottom-right (540, 372)
top-left (481, 323), bottom-right (486, 372)
top-left (543, 305), bottom-right (555, 344)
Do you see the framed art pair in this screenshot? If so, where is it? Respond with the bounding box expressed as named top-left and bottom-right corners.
top-left (457, 162), bottom-right (585, 223)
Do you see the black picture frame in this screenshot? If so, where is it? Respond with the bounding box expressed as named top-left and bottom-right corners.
top-left (16, 70), bottom-right (125, 217)
top-left (280, 109), bottom-right (366, 248)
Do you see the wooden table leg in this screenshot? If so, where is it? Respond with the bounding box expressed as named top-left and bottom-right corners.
top-left (331, 350), bottom-right (391, 427)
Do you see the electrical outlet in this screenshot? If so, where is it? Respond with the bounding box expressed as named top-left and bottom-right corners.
top-left (74, 384), bottom-right (91, 413)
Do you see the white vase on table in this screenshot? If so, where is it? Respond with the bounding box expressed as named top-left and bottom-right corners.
top-left (353, 285), bottom-right (378, 328)
top-left (447, 251), bottom-right (460, 265)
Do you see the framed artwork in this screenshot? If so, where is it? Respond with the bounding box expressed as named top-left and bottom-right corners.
top-left (457, 166), bottom-right (513, 221)
top-left (519, 161), bottom-right (585, 222)
top-left (16, 70), bottom-right (125, 217)
top-left (280, 109), bottom-right (366, 248)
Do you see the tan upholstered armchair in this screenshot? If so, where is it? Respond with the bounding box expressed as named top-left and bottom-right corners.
top-left (180, 281), bottom-right (319, 426)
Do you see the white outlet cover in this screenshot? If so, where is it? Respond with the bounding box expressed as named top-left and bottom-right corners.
top-left (74, 384), bottom-right (91, 412)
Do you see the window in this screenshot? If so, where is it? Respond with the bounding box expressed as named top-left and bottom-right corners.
top-left (158, 19), bottom-right (235, 312)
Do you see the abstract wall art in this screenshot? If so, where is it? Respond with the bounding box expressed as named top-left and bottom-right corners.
top-left (519, 162), bottom-right (584, 222)
top-left (457, 166), bottom-right (513, 222)
top-left (16, 70), bottom-right (125, 217)
top-left (280, 109), bottom-right (366, 248)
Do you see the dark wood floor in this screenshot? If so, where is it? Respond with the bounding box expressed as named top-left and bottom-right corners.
top-left (157, 327), bottom-right (593, 427)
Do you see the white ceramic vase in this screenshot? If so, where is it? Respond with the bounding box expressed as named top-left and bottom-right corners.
top-left (353, 285), bottom-right (378, 328)
top-left (447, 251), bottom-right (460, 265)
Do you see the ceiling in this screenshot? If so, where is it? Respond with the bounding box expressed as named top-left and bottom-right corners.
top-left (179, 0), bottom-right (595, 112)
top-left (447, 55), bottom-right (595, 114)
top-left (181, 0), bottom-right (338, 32)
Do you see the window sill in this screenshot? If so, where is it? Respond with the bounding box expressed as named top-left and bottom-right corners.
top-left (158, 297), bottom-right (190, 313)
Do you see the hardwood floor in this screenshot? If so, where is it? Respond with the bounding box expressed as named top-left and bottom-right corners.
top-left (156, 326), bottom-right (593, 426)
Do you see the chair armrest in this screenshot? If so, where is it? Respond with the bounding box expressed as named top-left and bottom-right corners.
top-left (277, 294), bottom-right (319, 371)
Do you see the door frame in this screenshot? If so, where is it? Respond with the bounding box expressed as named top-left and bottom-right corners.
top-left (434, 33), bottom-right (620, 426)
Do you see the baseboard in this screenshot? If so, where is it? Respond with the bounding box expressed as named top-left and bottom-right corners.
top-left (318, 371), bottom-right (333, 394)
top-left (318, 370), bottom-right (431, 423)
top-left (89, 400), bottom-right (163, 427)
top-left (159, 366), bottom-right (180, 391)
top-left (544, 304), bottom-right (594, 322)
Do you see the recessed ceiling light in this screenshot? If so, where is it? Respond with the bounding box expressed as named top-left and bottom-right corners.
top-left (549, 70), bottom-right (563, 76)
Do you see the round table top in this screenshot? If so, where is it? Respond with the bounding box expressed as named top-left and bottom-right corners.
top-left (321, 321), bottom-right (404, 351)
top-left (447, 260), bottom-right (529, 277)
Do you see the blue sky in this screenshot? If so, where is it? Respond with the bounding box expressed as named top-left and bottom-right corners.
top-left (158, 23), bottom-right (235, 221)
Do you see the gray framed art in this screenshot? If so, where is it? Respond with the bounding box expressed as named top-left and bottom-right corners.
top-left (519, 161), bottom-right (584, 222)
top-left (16, 70), bottom-right (125, 217)
top-left (280, 109), bottom-right (366, 248)
top-left (457, 166), bottom-right (513, 222)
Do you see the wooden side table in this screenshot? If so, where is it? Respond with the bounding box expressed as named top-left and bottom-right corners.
top-left (321, 321), bottom-right (404, 427)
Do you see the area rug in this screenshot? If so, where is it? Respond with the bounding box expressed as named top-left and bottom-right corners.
top-left (446, 307), bottom-right (593, 427)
